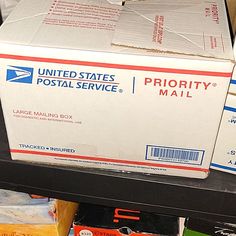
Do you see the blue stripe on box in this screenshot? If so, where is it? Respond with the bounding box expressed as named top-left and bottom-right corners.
top-left (230, 79), bottom-right (236, 85)
top-left (224, 106), bottom-right (236, 112)
top-left (211, 163), bottom-right (236, 171)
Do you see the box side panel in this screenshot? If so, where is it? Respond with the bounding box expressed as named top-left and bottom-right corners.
top-left (0, 47), bottom-right (233, 178)
top-left (211, 90), bottom-right (236, 175)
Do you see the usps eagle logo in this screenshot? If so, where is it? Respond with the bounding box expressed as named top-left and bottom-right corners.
top-left (6, 66), bottom-right (34, 84)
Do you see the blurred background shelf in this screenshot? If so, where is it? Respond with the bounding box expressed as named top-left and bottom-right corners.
top-left (0, 104), bottom-right (235, 223)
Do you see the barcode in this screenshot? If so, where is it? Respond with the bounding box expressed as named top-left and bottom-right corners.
top-left (146, 145), bottom-right (204, 165)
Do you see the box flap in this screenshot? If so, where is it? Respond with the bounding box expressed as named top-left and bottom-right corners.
top-left (0, 0), bottom-right (122, 51)
top-left (112, 0), bottom-right (233, 59)
top-left (0, 0), bottom-right (233, 60)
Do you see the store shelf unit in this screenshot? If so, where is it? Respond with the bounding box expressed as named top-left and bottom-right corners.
top-left (0, 105), bottom-right (235, 223)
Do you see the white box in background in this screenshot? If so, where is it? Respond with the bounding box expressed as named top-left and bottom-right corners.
top-left (211, 62), bottom-right (236, 175)
top-left (211, 1), bottom-right (236, 175)
top-left (0, 0), bottom-right (234, 178)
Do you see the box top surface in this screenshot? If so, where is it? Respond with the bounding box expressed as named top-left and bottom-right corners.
top-left (0, 0), bottom-right (233, 60)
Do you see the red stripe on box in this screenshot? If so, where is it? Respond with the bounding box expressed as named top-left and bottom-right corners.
top-left (10, 149), bottom-right (209, 172)
top-left (0, 54), bottom-right (231, 77)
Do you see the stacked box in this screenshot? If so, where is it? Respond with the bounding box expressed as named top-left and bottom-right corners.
top-left (0, 189), bottom-right (78, 236)
top-left (0, 0), bottom-right (234, 178)
top-left (211, 1), bottom-right (236, 174)
top-left (73, 203), bottom-right (179, 236)
top-left (211, 80), bottom-right (236, 174)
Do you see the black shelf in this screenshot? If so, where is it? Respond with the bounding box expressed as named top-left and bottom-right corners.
top-left (0, 106), bottom-right (235, 223)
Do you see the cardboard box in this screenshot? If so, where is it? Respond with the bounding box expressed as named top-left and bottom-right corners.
top-left (211, 1), bottom-right (236, 174)
top-left (183, 218), bottom-right (236, 236)
top-left (0, 0), bottom-right (234, 178)
top-left (0, 189), bottom-right (78, 236)
top-left (211, 80), bottom-right (236, 174)
top-left (73, 203), bottom-right (179, 236)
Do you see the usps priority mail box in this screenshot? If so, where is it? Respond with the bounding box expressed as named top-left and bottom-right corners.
top-left (0, 0), bottom-right (234, 178)
top-left (211, 1), bottom-right (236, 175)
top-left (211, 61), bottom-right (236, 175)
